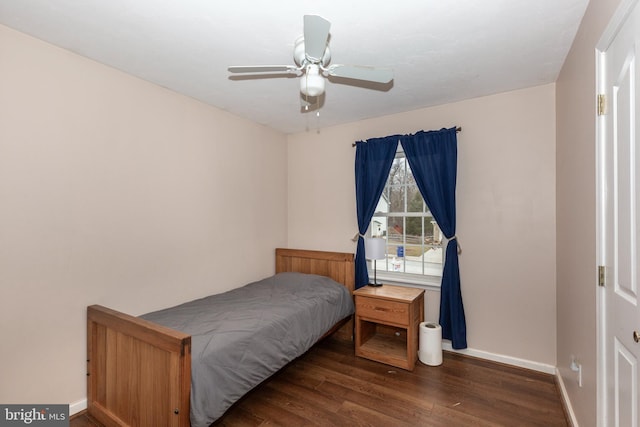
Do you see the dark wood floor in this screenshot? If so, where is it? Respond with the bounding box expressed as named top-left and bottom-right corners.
top-left (72, 336), bottom-right (568, 426)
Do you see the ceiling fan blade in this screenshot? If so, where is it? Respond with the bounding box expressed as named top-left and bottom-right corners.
top-left (303, 15), bottom-right (330, 62)
top-left (327, 64), bottom-right (394, 84)
top-left (228, 65), bottom-right (298, 73)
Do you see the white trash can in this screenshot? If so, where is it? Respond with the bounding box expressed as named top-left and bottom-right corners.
top-left (418, 322), bottom-right (443, 366)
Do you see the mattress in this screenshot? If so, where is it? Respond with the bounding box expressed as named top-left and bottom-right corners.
top-left (140, 272), bottom-right (354, 427)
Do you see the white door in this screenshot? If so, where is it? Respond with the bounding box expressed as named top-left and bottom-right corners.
top-left (599, 1), bottom-right (640, 426)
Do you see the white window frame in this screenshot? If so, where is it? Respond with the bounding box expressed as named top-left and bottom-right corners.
top-left (368, 146), bottom-right (444, 288)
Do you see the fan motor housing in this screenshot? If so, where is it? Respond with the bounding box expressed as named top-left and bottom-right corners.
top-left (293, 36), bottom-right (331, 67)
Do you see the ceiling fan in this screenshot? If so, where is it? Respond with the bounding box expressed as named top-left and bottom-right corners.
top-left (228, 15), bottom-right (394, 106)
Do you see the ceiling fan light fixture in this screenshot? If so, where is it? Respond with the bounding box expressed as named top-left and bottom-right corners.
top-left (300, 64), bottom-right (325, 97)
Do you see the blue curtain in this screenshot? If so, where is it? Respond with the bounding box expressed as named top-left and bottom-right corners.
top-left (354, 136), bottom-right (399, 289)
top-left (401, 127), bottom-right (467, 349)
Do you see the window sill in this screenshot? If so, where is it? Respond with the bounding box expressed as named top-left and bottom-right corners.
top-left (370, 271), bottom-right (442, 291)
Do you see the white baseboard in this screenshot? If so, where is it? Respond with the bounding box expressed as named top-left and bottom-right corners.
top-left (69, 399), bottom-right (87, 416)
top-left (441, 341), bottom-right (556, 374)
top-left (555, 368), bottom-right (579, 427)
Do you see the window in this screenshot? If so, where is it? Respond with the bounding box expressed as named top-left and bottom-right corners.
top-left (370, 145), bottom-right (443, 283)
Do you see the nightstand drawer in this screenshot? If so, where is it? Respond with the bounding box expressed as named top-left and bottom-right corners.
top-left (356, 296), bottom-right (409, 326)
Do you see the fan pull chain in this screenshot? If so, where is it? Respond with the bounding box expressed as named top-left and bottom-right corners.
top-left (316, 97), bottom-right (320, 133)
top-left (305, 72), bottom-right (309, 110)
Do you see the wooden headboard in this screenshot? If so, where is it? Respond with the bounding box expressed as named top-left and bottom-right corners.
top-left (275, 248), bottom-right (355, 341)
top-left (275, 248), bottom-right (355, 294)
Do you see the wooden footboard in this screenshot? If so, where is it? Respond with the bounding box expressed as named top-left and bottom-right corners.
top-left (87, 248), bottom-right (354, 426)
top-left (87, 305), bottom-right (191, 426)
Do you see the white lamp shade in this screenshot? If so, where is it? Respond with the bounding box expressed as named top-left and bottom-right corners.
top-left (364, 237), bottom-right (386, 260)
top-left (300, 64), bottom-right (325, 97)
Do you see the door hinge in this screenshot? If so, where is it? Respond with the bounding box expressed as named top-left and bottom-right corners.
top-left (597, 94), bottom-right (606, 116)
top-left (598, 265), bottom-right (606, 287)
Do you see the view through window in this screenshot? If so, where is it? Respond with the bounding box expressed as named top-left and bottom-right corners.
top-left (370, 146), bottom-right (443, 281)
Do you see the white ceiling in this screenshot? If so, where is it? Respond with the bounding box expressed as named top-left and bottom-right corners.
top-left (0, 0), bottom-right (589, 134)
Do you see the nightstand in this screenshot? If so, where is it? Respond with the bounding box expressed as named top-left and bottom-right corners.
top-left (353, 285), bottom-right (424, 370)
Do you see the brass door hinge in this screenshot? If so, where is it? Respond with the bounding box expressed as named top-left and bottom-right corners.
top-left (597, 94), bottom-right (606, 116)
top-left (598, 265), bottom-right (606, 287)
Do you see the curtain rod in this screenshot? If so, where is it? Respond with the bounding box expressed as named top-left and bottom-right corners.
top-left (351, 126), bottom-right (462, 147)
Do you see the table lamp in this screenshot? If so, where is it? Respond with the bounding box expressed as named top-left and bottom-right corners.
top-left (365, 237), bottom-right (386, 287)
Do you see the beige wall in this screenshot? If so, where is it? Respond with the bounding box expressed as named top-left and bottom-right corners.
top-left (0, 25), bottom-right (288, 407)
top-left (288, 83), bottom-right (557, 366)
top-left (556, 0), bottom-right (622, 425)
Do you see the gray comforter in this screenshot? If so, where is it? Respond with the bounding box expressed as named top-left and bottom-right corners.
top-left (141, 272), bottom-right (354, 427)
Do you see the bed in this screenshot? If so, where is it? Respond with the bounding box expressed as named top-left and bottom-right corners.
top-left (86, 248), bottom-right (355, 427)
